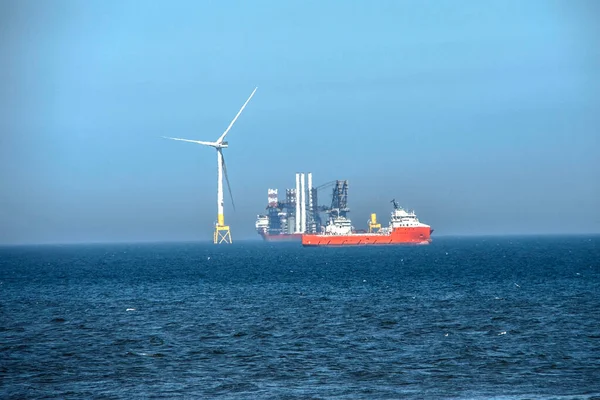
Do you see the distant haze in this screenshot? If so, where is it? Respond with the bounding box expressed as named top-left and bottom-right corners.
top-left (1, 0), bottom-right (599, 244)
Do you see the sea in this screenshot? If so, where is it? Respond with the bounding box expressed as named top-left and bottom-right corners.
top-left (1, 235), bottom-right (599, 399)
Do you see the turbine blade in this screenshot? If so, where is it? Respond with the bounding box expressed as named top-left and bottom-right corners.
top-left (162, 136), bottom-right (216, 147)
top-left (221, 153), bottom-right (236, 212)
top-left (195, 140), bottom-right (219, 147)
top-left (216, 87), bottom-right (258, 144)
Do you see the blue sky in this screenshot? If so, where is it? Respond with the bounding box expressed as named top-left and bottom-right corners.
top-left (1, 0), bottom-right (599, 244)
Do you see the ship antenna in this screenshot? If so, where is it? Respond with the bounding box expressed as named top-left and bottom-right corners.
top-left (391, 199), bottom-right (399, 210)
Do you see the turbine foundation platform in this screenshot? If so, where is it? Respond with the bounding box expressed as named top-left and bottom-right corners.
top-left (214, 225), bottom-right (232, 244)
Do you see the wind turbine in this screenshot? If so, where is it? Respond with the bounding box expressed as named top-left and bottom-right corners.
top-left (163, 87), bottom-right (258, 244)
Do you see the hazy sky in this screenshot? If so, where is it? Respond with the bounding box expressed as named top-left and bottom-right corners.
top-left (1, 0), bottom-right (599, 244)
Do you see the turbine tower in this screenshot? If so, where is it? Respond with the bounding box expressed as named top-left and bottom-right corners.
top-left (163, 87), bottom-right (258, 244)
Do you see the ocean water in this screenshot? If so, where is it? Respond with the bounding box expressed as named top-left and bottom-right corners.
top-left (1, 236), bottom-right (599, 399)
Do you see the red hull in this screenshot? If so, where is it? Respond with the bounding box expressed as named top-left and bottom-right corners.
top-left (260, 232), bottom-right (302, 242)
top-left (302, 227), bottom-right (432, 247)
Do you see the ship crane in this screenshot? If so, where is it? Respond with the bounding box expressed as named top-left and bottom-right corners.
top-left (327, 180), bottom-right (350, 220)
top-left (368, 213), bottom-right (381, 233)
top-left (311, 180), bottom-right (337, 232)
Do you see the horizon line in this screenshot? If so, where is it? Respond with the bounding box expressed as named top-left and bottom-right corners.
top-left (1, 232), bottom-right (599, 247)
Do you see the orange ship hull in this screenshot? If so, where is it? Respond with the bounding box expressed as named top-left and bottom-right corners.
top-left (302, 227), bottom-right (433, 247)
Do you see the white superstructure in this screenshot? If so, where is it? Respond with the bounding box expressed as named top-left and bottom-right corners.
top-left (255, 214), bottom-right (269, 233)
top-left (324, 216), bottom-right (353, 235)
top-left (389, 208), bottom-right (427, 228)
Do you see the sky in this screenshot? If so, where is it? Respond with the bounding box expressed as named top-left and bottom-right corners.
top-left (1, 0), bottom-right (599, 244)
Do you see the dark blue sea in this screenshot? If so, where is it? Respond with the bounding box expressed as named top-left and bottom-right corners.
top-left (1, 236), bottom-right (599, 399)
